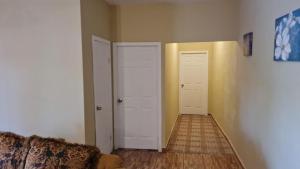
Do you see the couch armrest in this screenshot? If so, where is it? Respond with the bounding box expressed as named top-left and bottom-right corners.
top-left (97, 154), bottom-right (123, 169)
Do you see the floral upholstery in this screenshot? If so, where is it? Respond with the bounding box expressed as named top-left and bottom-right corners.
top-left (0, 132), bottom-right (122, 169)
top-left (24, 136), bottom-right (101, 169)
top-left (0, 132), bottom-right (29, 169)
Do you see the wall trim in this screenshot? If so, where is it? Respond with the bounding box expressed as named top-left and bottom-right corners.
top-left (210, 114), bottom-right (246, 169)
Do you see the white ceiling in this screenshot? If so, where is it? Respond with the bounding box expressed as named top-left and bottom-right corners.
top-left (105, 0), bottom-right (219, 5)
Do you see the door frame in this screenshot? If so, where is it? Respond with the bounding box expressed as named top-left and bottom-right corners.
top-left (179, 51), bottom-right (209, 115)
top-left (92, 35), bottom-right (113, 153)
top-left (113, 42), bottom-right (162, 152)
top-left (92, 35), bottom-right (110, 45)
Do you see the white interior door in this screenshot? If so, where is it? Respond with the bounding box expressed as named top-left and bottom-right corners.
top-left (114, 42), bottom-right (162, 151)
top-left (92, 35), bottom-right (113, 154)
top-left (180, 51), bottom-right (208, 115)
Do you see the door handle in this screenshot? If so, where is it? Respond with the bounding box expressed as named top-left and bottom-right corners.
top-left (181, 84), bottom-right (185, 88)
top-left (117, 98), bottom-right (123, 103)
top-left (96, 106), bottom-right (102, 111)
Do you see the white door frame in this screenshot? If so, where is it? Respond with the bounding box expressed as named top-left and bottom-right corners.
top-left (179, 51), bottom-right (209, 115)
top-left (92, 35), bottom-right (110, 45)
top-left (113, 42), bottom-right (162, 152)
top-left (92, 35), bottom-right (113, 153)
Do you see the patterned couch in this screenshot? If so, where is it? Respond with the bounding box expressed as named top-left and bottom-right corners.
top-left (0, 132), bottom-right (123, 169)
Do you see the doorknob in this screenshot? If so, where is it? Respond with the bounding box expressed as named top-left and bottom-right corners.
top-left (117, 98), bottom-right (123, 103)
top-left (181, 84), bottom-right (185, 88)
top-left (96, 106), bottom-right (102, 111)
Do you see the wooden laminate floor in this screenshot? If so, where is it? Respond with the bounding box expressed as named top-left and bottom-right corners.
top-left (114, 115), bottom-right (243, 169)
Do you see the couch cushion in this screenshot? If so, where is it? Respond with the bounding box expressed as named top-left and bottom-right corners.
top-left (0, 132), bottom-right (29, 169)
top-left (24, 136), bottom-right (101, 169)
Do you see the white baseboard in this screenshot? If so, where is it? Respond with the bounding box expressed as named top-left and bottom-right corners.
top-left (210, 114), bottom-right (246, 169)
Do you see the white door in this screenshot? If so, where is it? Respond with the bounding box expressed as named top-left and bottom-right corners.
top-left (180, 51), bottom-right (208, 115)
top-left (92, 35), bottom-right (113, 154)
top-left (114, 43), bottom-right (162, 151)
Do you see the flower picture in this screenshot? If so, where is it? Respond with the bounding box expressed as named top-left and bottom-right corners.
top-left (243, 32), bottom-right (253, 56)
top-left (274, 8), bottom-right (300, 62)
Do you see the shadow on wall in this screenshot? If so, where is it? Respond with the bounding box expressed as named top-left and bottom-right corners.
top-left (233, 42), bottom-right (268, 169)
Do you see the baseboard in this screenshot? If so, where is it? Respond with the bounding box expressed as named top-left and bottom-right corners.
top-left (165, 113), bottom-right (179, 148)
top-left (210, 114), bottom-right (246, 169)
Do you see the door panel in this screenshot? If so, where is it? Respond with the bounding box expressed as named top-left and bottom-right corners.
top-left (114, 43), bottom-right (161, 150)
top-left (180, 52), bottom-right (208, 115)
top-left (92, 36), bottom-right (113, 154)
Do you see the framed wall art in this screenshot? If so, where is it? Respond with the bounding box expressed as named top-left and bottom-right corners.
top-left (274, 8), bottom-right (300, 62)
top-left (243, 32), bottom-right (253, 57)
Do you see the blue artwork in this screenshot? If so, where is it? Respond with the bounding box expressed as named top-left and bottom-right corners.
top-left (274, 8), bottom-right (300, 62)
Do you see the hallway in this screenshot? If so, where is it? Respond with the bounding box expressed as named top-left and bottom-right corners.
top-left (115, 115), bottom-right (243, 169)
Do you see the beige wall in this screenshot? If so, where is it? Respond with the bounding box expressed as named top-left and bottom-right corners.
top-left (81, 0), bottom-right (113, 145)
top-left (209, 41), bottom-right (239, 159)
top-left (164, 43), bottom-right (179, 146)
top-left (112, 1), bottom-right (238, 42)
top-left (211, 0), bottom-right (300, 168)
top-left (0, 0), bottom-right (85, 143)
top-left (210, 41), bottom-right (238, 124)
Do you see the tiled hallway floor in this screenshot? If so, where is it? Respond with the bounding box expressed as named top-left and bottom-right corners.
top-left (114, 115), bottom-right (243, 169)
top-left (167, 115), bottom-right (233, 154)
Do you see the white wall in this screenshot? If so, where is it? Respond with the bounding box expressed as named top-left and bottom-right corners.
top-left (0, 0), bottom-right (85, 143)
top-left (232, 0), bottom-right (300, 168)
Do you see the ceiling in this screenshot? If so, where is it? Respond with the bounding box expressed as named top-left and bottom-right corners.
top-left (105, 0), bottom-right (220, 5)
